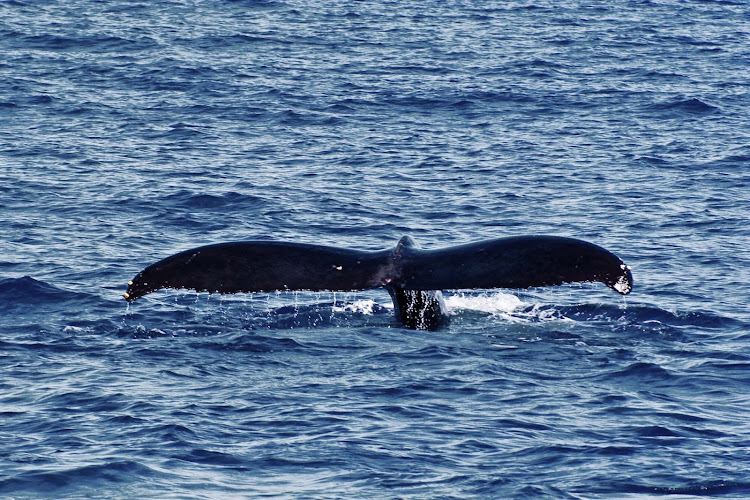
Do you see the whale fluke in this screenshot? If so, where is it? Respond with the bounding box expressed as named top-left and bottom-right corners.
top-left (125, 235), bottom-right (632, 329)
top-left (396, 236), bottom-right (633, 294)
top-left (124, 241), bottom-right (392, 301)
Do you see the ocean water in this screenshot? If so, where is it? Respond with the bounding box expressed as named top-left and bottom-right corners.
top-left (1, 0), bottom-right (749, 498)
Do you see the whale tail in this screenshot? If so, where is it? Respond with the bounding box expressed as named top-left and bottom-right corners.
top-left (125, 235), bottom-right (632, 329)
top-left (123, 241), bottom-right (392, 301)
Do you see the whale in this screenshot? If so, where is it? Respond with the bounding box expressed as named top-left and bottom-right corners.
top-left (124, 235), bottom-right (633, 330)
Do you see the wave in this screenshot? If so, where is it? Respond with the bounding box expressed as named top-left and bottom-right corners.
top-left (607, 479), bottom-right (750, 497)
top-left (442, 292), bottom-right (739, 332)
top-left (12, 33), bottom-right (135, 52)
top-left (259, 298), bottom-right (392, 330)
top-left (162, 189), bottom-right (267, 211)
top-left (116, 289), bottom-right (743, 343)
top-left (0, 460), bottom-right (157, 495)
top-left (647, 97), bottom-right (720, 117)
top-left (0, 276), bottom-right (91, 307)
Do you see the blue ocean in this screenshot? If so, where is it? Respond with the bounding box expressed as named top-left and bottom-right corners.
top-left (2, 1), bottom-right (749, 498)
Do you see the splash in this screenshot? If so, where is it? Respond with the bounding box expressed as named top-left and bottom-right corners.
top-left (444, 292), bottom-right (526, 317)
top-left (332, 299), bottom-right (379, 316)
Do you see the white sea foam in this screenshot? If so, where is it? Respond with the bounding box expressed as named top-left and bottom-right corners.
top-left (332, 299), bottom-right (378, 315)
top-left (62, 325), bottom-right (87, 333)
top-left (444, 292), bottom-right (526, 317)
